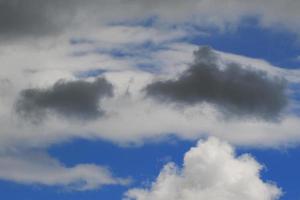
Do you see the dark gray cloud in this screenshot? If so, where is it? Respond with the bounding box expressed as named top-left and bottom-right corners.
top-left (0, 0), bottom-right (100, 41)
top-left (0, 0), bottom-right (150, 41)
top-left (0, 0), bottom-right (68, 40)
top-left (15, 77), bottom-right (113, 121)
top-left (145, 46), bottom-right (287, 120)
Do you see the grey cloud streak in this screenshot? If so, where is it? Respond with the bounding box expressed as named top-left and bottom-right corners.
top-left (0, 0), bottom-right (108, 40)
top-left (2, 0), bottom-right (300, 42)
top-left (145, 46), bottom-right (287, 120)
top-left (15, 77), bottom-right (113, 121)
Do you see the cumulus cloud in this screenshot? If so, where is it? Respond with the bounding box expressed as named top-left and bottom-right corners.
top-left (124, 137), bottom-right (282, 200)
top-left (0, 151), bottom-right (129, 190)
top-left (146, 46), bottom-right (287, 120)
top-left (15, 77), bottom-right (113, 121)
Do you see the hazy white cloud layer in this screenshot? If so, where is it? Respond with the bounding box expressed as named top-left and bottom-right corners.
top-left (0, 151), bottom-right (130, 191)
top-left (124, 137), bottom-right (282, 200)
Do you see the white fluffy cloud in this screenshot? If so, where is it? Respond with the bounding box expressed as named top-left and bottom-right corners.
top-left (124, 137), bottom-right (282, 200)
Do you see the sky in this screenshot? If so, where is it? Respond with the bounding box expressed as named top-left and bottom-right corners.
top-left (1, 0), bottom-right (300, 199)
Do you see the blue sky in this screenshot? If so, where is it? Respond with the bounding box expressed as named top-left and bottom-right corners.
top-left (1, 1), bottom-right (300, 200)
top-left (2, 137), bottom-right (300, 200)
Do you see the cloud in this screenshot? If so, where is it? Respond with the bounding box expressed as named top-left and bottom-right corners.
top-left (145, 46), bottom-right (287, 120)
top-left (2, 0), bottom-right (300, 42)
top-left (0, 42), bottom-right (297, 153)
top-left (1, 1), bottom-right (300, 193)
top-left (0, 0), bottom-right (74, 40)
top-left (0, 44), bottom-right (298, 152)
top-left (15, 77), bottom-right (113, 121)
top-left (124, 137), bottom-right (282, 200)
top-left (0, 151), bottom-right (129, 191)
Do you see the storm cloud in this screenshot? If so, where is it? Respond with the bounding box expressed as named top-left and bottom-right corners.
top-left (145, 46), bottom-right (287, 120)
top-left (15, 77), bottom-right (113, 121)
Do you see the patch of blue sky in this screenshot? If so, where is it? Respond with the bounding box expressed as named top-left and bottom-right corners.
top-left (135, 62), bottom-right (162, 73)
top-left (47, 135), bottom-right (193, 178)
top-left (43, 136), bottom-right (194, 200)
top-left (2, 135), bottom-right (299, 200)
top-left (98, 40), bottom-right (178, 57)
top-left (94, 46), bottom-right (143, 59)
top-left (186, 18), bottom-right (300, 69)
top-left (92, 42), bottom-right (171, 72)
top-left (75, 69), bottom-right (107, 78)
top-left (288, 83), bottom-right (300, 101)
top-left (237, 146), bottom-right (300, 200)
top-left (287, 83), bottom-right (300, 116)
